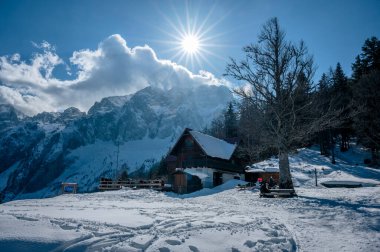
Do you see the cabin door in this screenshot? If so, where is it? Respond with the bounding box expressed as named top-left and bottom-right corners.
top-left (213, 172), bottom-right (223, 187)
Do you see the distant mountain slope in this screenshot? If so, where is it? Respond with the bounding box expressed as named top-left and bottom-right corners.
top-left (0, 85), bottom-right (232, 202)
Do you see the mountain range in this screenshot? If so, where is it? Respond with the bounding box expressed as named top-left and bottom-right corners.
top-left (0, 84), bottom-right (232, 202)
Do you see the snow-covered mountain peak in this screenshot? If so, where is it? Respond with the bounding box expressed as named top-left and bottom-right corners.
top-left (0, 84), bottom-right (233, 202)
top-left (31, 107), bottom-right (84, 125)
top-left (61, 107), bottom-right (85, 121)
top-left (88, 95), bottom-right (131, 116)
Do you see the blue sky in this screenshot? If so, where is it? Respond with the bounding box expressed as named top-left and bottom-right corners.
top-left (1, 0), bottom-right (379, 77)
top-left (0, 0), bottom-right (379, 114)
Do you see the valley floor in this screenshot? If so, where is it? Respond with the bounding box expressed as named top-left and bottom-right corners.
top-left (0, 148), bottom-right (379, 252)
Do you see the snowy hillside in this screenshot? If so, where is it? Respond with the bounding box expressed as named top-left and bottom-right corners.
top-left (0, 147), bottom-right (379, 252)
top-left (0, 84), bottom-right (232, 202)
top-left (250, 146), bottom-right (380, 188)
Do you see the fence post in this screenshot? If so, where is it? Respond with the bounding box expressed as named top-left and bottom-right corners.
top-left (315, 168), bottom-right (318, 186)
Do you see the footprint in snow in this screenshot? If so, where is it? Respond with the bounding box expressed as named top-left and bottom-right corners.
top-left (165, 239), bottom-right (182, 245)
top-left (189, 245), bottom-right (200, 252)
top-left (15, 216), bottom-right (38, 222)
top-left (158, 247), bottom-right (171, 252)
top-left (244, 240), bottom-right (256, 248)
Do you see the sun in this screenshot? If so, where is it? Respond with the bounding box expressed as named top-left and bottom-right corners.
top-left (156, 2), bottom-right (229, 71)
top-left (181, 34), bottom-right (200, 54)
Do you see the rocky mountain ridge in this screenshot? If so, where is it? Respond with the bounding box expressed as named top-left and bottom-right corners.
top-left (0, 84), bottom-right (232, 202)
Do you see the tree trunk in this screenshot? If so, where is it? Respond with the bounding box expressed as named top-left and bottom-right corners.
top-left (319, 133), bottom-right (325, 155)
top-left (331, 142), bottom-right (336, 164)
top-left (329, 129), bottom-right (336, 164)
top-left (371, 148), bottom-right (379, 167)
top-left (340, 131), bottom-right (349, 152)
top-left (279, 151), bottom-right (294, 189)
top-left (319, 131), bottom-right (329, 156)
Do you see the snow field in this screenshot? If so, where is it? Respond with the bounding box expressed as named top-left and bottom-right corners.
top-left (1, 185), bottom-right (379, 252)
top-left (0, 189), bottom-right (298, 252)
top-left (0, 146), bottom-right (379, 251)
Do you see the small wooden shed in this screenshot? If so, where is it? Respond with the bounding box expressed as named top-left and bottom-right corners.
top-left (245, 167), bottom-right (280, 185)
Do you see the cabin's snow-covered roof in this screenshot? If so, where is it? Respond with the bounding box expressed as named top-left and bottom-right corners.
top-left (189, 130), bottom-right (237, 160)
top-left (245, 166), bottom-right (279, 173)
top-left (246, 168), bottom-right (265, 173)
top-left (264, 167), bottom-right (280, 173)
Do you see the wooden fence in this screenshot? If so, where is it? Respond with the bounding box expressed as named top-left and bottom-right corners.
top-left (98, 179), bottom-right (164, 191)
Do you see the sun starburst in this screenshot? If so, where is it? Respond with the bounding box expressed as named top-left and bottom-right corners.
top-left (181, 34), bottom-right (200, 54)
top-left (154, 2), bottom-right (230, 72)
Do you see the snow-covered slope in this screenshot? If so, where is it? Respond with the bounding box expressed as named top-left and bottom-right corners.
top-left (0, 84), bottom-right (232, 202)
top-left (0, 147), bottom-right (379, 251)
top-left (250, 146), bottom-right (380, 187)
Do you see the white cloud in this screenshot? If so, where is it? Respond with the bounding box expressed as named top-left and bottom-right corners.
top-left (0, 85), bottom-right (54, 115)
top-left (0, 34), bottom-right (230, 116)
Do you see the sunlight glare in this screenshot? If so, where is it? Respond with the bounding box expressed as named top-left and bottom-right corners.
top-left (182, 34), bottom-right (200, 54)
top-left (157, 2), bottom-right (229, 71)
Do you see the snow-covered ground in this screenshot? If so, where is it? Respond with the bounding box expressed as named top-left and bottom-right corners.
top-left (1, 147), bottom-right (379, 252)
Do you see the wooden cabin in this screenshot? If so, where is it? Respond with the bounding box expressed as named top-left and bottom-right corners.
top-left (166, 128), bottom-right (244, 193)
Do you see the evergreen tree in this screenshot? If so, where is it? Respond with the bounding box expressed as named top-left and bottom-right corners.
top-left (118, 170), bottom-right (128, 181)
top-left (206, 114), bottom-right (225, 139)
top-left (352, 36), bottom-right (380, 166)
top-left (315, 73), bottom-right (333, 157)
top-left (224, 102), bottom-right (238, 138)
top-left (237, 97), bottom-right (273, 163)
top-left (292, 72), bottom-right (313, 147)
top-left (148, 157), bottom-right (168, 179)
top-left (352, 37), bottom-right (380, 81)
top-left (352, 55), bottom-right (363, 82)
top-left (331, 63), bottom-right (352, 151)
top-left (353, 72), bottom-right (380, 165)
top-left (206, 102), bottom-right (238, 140)
top-left (359, 37), bottom-right (380, 73)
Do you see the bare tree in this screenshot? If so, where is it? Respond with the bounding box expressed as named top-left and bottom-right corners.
top-left (225, 18), bottom-right (316, 189)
